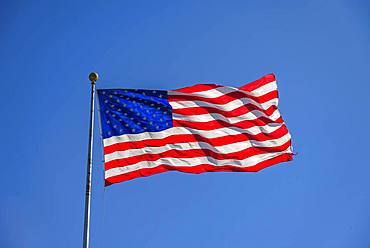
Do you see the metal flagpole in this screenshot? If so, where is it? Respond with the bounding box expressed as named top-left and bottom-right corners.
top-left (83, 72), bottom-right (98, 248)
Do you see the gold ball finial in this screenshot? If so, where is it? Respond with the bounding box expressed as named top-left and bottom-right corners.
top-left (89, 72), bottom-right (99, 83)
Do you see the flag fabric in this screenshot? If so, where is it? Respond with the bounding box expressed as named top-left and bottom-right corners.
top-left (97, 74), bottom-right (293, 186)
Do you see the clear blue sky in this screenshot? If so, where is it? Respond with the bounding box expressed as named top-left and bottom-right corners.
top-left (1, 1), bottom-right (370, 247)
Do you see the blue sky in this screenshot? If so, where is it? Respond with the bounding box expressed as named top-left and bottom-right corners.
top-left (1, 1), bottom-right (370, 247)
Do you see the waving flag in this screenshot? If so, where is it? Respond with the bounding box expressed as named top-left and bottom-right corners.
top-left (97, 74), bottom-right (293, 186)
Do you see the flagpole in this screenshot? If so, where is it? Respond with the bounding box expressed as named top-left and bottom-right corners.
top-left (83, 72), bottom-right (98, 248)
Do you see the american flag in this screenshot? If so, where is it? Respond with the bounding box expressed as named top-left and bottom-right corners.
top-left (97, 74), bottom-right (293, 186)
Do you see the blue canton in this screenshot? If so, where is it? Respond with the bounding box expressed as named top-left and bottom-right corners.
top-left (97, 89), bottom-right (173, 139)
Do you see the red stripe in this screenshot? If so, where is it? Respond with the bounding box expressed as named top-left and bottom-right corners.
top-left (104, 125), bottom-right (288, 155)
top-left (105, 152), bottom-right (292, 186)
top-left (105, 140), bottom-right (291, 170)
top-left (172, 84), bottom-right (221, 94)
top-left (169, 90), bottom-right (278, 106)
top-left (170, 73), bottom-right (275, 95)
top-left (172, 116), bottom-right (283, 130)
top-left (239, 73), bottom-right (276, 92)
top-left (172, 103), bottom-right (277, 118)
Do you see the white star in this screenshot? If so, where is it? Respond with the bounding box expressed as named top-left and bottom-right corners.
top-left (149, 121), bottom-right (153, 125)
top-left (119, 119), bottom-right (122, 121)
top-left (124, 113), bottom-right (128, 116)
top-left (111, 104), bottom-right (115, 108)
top-left (136, 113), bottom-right (140, 116)
top-left (132, 128), bottom-right (136, 132)
top-left (104, 100), bottom-right (108, 103)
top-left (159, 94), bottom-right (162, 98)
top-left (102, 91), bottom-right (106, 95)
top-left (143, 117), bottom-right (147, 120)
top-left (156, 126), bottom-right (159, 129)
top-left (157, 107), bottom-right (160, 110)
top-left (116, 99), bottom-right (120, 103)
top-left (142, 92), bottom-right (146, 95)
top-left (107, 120), bottom-right (110, 124)
top-left (112, 114), bottom-right (116, 117)
top-left (105, 110), bottom-right (109, 114)
top-left (113, 125), bottom-right (117, 128)
top-left (125, 123), bottom-right (129, 127)
top-left (114, 91), bottom-right (118, 94)
top-left (118, 108), bottom-right (121, 111)
top-left (153, 114), bottom-right (156, 117)
top-left (152, 90), bottom-right (156, 93)
top-left (109, 95), bottom-right (113, 98)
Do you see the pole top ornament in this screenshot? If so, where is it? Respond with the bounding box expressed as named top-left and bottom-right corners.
top-left (89, 72), bottom-right (99, 83)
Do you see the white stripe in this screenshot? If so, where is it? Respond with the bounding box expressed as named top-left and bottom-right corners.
top-left (104, 133), bottom-right (291, 162)
top-left (170, 96), bottom-right (277, 111)
top-left (169, 81), bottom-right (277, 98)
top-left (250, 81), bottom-right (277, 96)
top-left (103, 124), bottom-right (283, 147)
top-left (105, 148), bottom-right (292, 179)
top-left (172, 109), bottom-right (281, 123)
